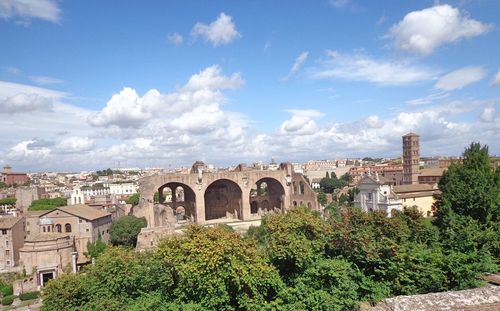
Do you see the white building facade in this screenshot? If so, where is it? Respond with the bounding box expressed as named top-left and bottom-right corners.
top-left (354, 174), bottom-right (402, 216)
top-left (109, 183), bottom-right (137, 195)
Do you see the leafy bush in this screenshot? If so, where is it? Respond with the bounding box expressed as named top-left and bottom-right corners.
top-left (109, 215), bottom-right (147, 247)
top-left (1, 295), bottom-right (14, 306)
top-left (0, 284), bottom-right (13, 296)
top-left (19, 291), bottom-right (40, 301)
top-left (0, 197), bottom-right (16, 205)
top-left (125, 193), bottom-right (139, 205)
top-left (28, 197), bottom-right (67, 211)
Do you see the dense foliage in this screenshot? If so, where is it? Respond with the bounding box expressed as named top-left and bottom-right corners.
top-left (0, 283), bottom-right (13, 296)
top-left (41, 143), bottom-right (499, 310)
top-left (86, 235), bottom-right (107, 259)
top-left (109, 216), bottom-right (147, 247)
top-left (126, 193), bottom-right (140, 205)
top-left (319, 172), bottom-right (351, 193)
top-left (28, 197), bottom-right (67, 211)
top-left (0, 197), bottom-right (16, 205)
top-left (1, 295), bottom-right (14, 306)
top-left (19, 291), bottom-right (40, 301)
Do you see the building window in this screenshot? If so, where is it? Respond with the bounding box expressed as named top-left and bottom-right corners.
top-left (5, 250), bottom-right (9, 256)
top-left (65, 223), bottom-right (72, 233)
top-left (368, 193), bottom-right (372, 200)
top-left (86, 228), bottom-right (89, 232)
top-left (1, 229), bottom-right (6, 235)
top-left (47, 226), bottom-right (51, 232)
top-left (6, 261), bottom-right (9, 265)
top-left (5, 241), bottom-right (8, 246)
top-left (55, 224), bottom-right (62, 232)
top-left (79, 219), bottom-right (83, 223)
top-left (43, 227), bottom-right (46, 233)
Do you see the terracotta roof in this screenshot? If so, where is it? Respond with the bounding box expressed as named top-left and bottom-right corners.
top-left (26, 210), bottom-right (48, 217)
top-left (394, 184), bottom-right (434, 193)
top-left (361, 175), bottom-right (392, 185)
top-left (0, 216), bottom-right (23, 229)
top-left (41, 204), bottom-right (111, 221)
top-left (419, 168), bottom-right (446, 177)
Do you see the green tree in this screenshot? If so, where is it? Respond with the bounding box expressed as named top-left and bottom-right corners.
top-left (0, 197), bottom-right (16, 205)
top-left (41, 273), bottom-right (89, 311)
top-left (275, 258), bottom-right (361, 311)
top-left (86, 234), bottom-right (107, 259)
top-left (434, 142), bottom-right (499, 225)
top-left (156, 225), bottom-right (283, 310)
top-left (319, 176), bottom-right (342, 194)
top-left (317, 191), bottom-right (327, 206)
top-left (126, 193), bottom-right (140, 205)
top-left (29, 197), bottom-right (67, 211)
top-left (258, 207), bottom-right (330, 282)
top-left (433, 142), bottom-right (499, 283)
top-left (339, 173), bottom-right (352, 185)
top-left (0, 182), bottom-right (8, 189)
top-left (109, 216), bottom-right (147, 247)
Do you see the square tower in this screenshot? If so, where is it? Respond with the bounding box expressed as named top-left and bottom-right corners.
top-left (402, 133), bottom-right (420, 184)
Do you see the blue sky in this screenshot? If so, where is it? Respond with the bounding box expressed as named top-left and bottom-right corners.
top-left (0, 0), bottom-right (499, 171)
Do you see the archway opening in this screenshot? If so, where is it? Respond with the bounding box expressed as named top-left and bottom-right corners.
top-left (204, 179), bottom-right (243, 221)
top-left (158, 182), bottom-right (196, 223)
top-left (249, 177), bottom-right (285, 215)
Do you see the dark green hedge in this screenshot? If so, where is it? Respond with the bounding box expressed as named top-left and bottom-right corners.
top-left (1, 295), bottom-right (14, 305)
top-left (19, 291), bottom-right (40, 301)
top-left (0, 284), bottom-right (13, 296)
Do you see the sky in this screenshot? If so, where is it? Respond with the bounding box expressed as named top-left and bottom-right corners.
top-left (0, 0), bottom-right (499, 172)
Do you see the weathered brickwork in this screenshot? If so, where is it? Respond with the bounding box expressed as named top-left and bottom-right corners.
top-left (367, 285), bottom-right (499, 311)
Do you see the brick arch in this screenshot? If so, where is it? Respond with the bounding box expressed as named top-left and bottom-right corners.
top-left (204, 179), bottom-right (243, 221)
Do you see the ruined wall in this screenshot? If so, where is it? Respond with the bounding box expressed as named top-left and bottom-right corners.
top-left (365, 285), bottom-right (500, 311)
top-left (136, 163), bottom-right (318, 227)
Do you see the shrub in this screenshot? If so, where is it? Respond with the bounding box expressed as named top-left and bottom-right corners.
top-left (19, 291), bottom-right (40, 301)
top-left (0, 284), bottom-right (13, 296)
top-left (2, 295), bottom-right (14, 306)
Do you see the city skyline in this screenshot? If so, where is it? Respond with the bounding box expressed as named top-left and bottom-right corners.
top-left (1, 1), bottom-right (499, 171)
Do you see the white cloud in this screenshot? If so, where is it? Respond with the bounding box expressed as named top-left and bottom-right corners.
top-left (9, 140), bottom-right (51, 160)
top-left (284, 51), bottom-right (309, 80)
top-left (269, 100), bottom-right (499, 161)
top-left (0, 0), bottom-right (61, 24)
top-left (435, 66), bottom-right (485, 91)
top-left (329, 0), bottom-right (350, 8)
top-left (0, 92), bottom-right (54, 113)
top-left (279, 109), bottom-right (323, 135)
top-left (405, 92), bottom-right (450, 106)
top-left (491, 70), bottom-right (500, 87)
top-left (28, 75), bottom-right (64, 85)
top-left (311, 50), bottom-right (436, 85)
top-left (88, 88), bottom-right (153, 128)
top-left (191, 12), bottom-right (241, 46)
top-left (89, 65), bottom-right (244, 131)
top-left (481, 106), bottom-right (496, 123)
top-left (56, 137), bottom-right (95, 153)
top-left (389, 4), bottom-right (492, 55)
top-left (170, 104), bottom-right (229, 134)
top-left (167, 32), bottom-right (183, 45)
top-left (0, 81), bottom-right (66, 113)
